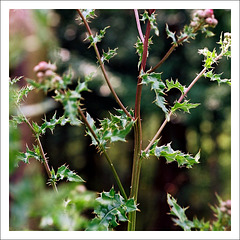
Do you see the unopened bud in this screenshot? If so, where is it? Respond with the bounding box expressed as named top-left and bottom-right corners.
top-left (38, 61), bottom-right (49, 71)
top-left (48, 63), bottom-right (57, 72)
top-left (225, 200), bottom-right (231, 208)
top-left (196, 10), bottom-right (205, 18)
top-left (37, 71), bottom-right (44, 78)
top-left (45, 69), bottom-right (54, 77)
top-left (33, 65), bottom-right (40, 72)
top-left (205, 17), bottom-right (213, 25)
top-left (204, 9), bottom-right (214, 18)
top-left (190, 21), bottom-right (197, 27)
top-left (212, 18), bottom-right (218, 26)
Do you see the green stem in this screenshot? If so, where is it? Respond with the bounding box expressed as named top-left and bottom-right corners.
top-left (77, 106), bottom-right (127, 201)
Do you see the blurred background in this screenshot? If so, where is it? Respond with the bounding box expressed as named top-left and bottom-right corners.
top-left (9, 9), bottom-right (231, 231)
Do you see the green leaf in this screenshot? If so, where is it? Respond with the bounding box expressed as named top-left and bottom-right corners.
top-left (41, 113), bottom-right (70, 135)
top-left (171, 100), bottom-right (200, 114)
top-left (10, 114), bottom-right (26, 128)
top-left (87, 187), bottom-right (137, 231)
top-left (18, 145), bottom-right (43, 164)
top-left (141, 11), bottom-right (159, 36)
top-left (79, 9), bottom-right (96, 22)
top-left (9, 76), bottom-right (23, 85)
top-left (134, 37), bottom-right (153, 69)
top-left (147, 141), bottom-right (200, 168)
top-left (101, 48), bottom-right (118, 63)
top-left (87, 26), bottom-right (110, 48)
top-left (55, 164), bottom-right (85, 183)
top-left (203, 70), bottom-right (231, 86)
top-left (166, 24), bottom-right (177, 45)
top-left (167, 194), bottom-right (194, 231)
top-left (166, 79), bottom-right (185, 95)
top-left (141, 72), bottom-right (168, 114)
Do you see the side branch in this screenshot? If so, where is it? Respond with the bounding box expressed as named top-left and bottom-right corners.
top-left (76, 9), bottom-right (133, 120)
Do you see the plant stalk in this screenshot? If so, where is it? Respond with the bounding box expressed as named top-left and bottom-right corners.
top-left (128, 11), bottom-right (153, 231)
top-left (77, 106), bottom-right (127, 201)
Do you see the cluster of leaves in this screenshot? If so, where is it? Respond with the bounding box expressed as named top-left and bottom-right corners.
top-left (87, 187), bottom-right (138, 231)
top-left (86, 109), bottom-right (135, 150)
top-left (167, 193), bottom-right (231, 231)
top-left (142, 140), bottom-right (200, 169)
top-left (49, 165), bottom-right (85, 185)
top-left (140, 72), bottom-right (199, 117)
top-left (141, 10), bottom-right (159, 36)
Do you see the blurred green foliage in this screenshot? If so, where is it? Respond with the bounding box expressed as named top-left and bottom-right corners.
top-left (9, 9), bottom-right (230, 230)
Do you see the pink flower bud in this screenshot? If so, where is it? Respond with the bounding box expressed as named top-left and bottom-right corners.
top-left (220, 206), bottom-right (226, 212)
top-left (190, 21), bottom-right (197, 27)
top-left (196, 10), bottom-right (205, 18)
top-left (37, 71), bottom-right (44, 78)
top-left (33, 65), bottom-right (40, 72)
top-left (227, 209), bottom-right (231, 215)
top-left (49, 63), bottom-right (57, 72)
top-left (45, 69), bottom-right (54, 77)
top-left (212, 18), bottom-right (218, 26)
top-left (204, 9), bottom-right (214, 18)
top-left (205, 17), bottom-right (213, 25)
top-left (225, 200), bottom-right (231, 208)
top-left (38, 61), bottom-right (49, 71)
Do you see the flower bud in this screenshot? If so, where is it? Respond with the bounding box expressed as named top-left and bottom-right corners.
top-left (48, 63), bottom-right (57, 72)
top-left (227, 209), bottom-right (231, 215)
top-left (205, 17), bottom-right (213, 25)
top-left (37, 71), bottom-right (44, 78)
top-left (38, 61), bottom-right (49, 71)
top-left (190, 21), bottom-right (197, 27)
top-left (204, 9), bottom-right (214, 18)
top-left (212, 18), bottom-right (218, 26)
top-left (45, 69), bottom-right (54, 77)
top-left (33, 65), bottom-right (40, 72)
top-left (196, 10), bottom-right (205, 18)
top-left (225, 200), bottom-right (231, 208)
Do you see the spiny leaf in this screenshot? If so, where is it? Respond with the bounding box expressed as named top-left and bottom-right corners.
top-left (56, 164), bottom-right (85, 183)
top-left (101, 48), bottom-right (118, 63)
top-left (167, 194), bottom-right (194, 231)
top-left (166, 24), bottom-right (177, 45)
top-left (41, 113), bottom-right (70, 135)
top-left (171, 100), bottom-right (200, 114)
top-left (87, 187), bottom-right (137, 231)
top-left (166, 79), bottom-right (186, 95)
top-left (10, 114), bottom-right (26, 128)
top-left (141, 71), bottom-right (168, 114)
top-left (134, 37), bottom-right (153, 69)
top-left (18, 145), bottom-right (43, 164)
top-left (203, 70), bottom-right (231, 86)
top-left (87, 26), bottom-right (110, 48)
top-left (140, 10), bottom-right (159, 36)
top-left (147, 141), bottom-right (200, 168)
top-left (9, 76), bottom-right (23, 85)
top-left (78, 9), bottom-right (96, 23)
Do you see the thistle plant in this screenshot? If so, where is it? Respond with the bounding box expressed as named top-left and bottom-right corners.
top-left (9, 9), bottom-right (231, 231)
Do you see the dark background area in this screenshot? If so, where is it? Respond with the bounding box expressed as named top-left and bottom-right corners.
top-left (9, 9), bottom-right (231, 231)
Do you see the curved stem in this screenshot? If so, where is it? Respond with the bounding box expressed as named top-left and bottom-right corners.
top-left (76, 9), bottom-right (133, 120)
top-left (77, 106), bottom-right (127, 201)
